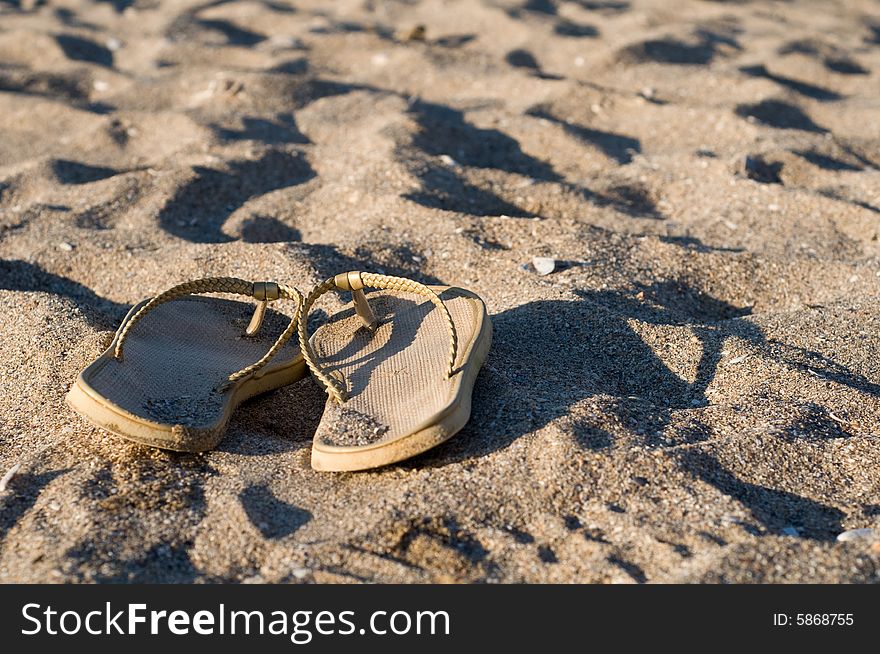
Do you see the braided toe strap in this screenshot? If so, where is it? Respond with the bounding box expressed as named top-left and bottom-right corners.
top-left (113, 277), bottom-right (303, 389)
top-left (298, 271), bottom-right (458, 403)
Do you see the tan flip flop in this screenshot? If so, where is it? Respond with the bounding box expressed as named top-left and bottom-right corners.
top-left (67, 277), bottom-right (305, 452)
top-left (298, 271), bottom-right (492, 471)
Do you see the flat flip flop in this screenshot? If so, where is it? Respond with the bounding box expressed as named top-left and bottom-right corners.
top-left (67, 277), bottom-right (305, 452)
top-left (298, 271), bottom-right (492, 471)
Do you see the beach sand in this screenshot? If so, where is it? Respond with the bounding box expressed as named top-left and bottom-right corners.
top-left (1, 0), bottom-right (879, 583)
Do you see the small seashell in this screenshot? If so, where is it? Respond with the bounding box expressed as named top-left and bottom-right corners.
top-left (531, 257), bottom-right (556, 276)
top-left (291, 567), bottom-right (310, 579)
top-left (836, 528), bottom-right (876, 543)
top-left (58, 242), bottom-right (74, 252)
top-left (439, 154), bottom-right (459, 168)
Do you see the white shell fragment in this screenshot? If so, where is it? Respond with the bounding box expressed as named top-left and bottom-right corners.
top-left (532, 257), bottom-right (556, 276)
top-left (836, 528), bottom-right (876, 543)
top-left (0, 462), bottom-right (22, 492)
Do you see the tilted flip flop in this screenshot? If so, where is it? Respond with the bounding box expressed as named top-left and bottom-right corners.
top-left (67, 277), bottom-right (304, 452)
top-left (298, 271), bottom-right (492, 471)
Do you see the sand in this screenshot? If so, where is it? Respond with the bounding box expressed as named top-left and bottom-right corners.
top-left (1, 0), bottom-right (880, 583)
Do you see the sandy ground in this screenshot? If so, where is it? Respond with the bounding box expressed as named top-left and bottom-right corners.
top-left (1, 0), bottom-right (880, 583)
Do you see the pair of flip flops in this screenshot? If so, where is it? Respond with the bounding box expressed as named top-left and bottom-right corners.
top-left (66, 272), bottom-right (492, 471)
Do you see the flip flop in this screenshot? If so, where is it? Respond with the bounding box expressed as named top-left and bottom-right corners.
top-left (67, 277), bottom-right (304, 452)
top-left (298, 271), bottom-right (492, 471)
